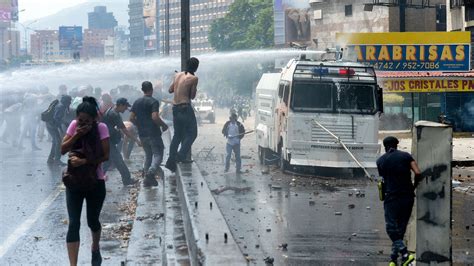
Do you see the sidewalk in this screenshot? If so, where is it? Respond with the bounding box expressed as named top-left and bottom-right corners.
top-left (126, 127), bottom-right (245, 265)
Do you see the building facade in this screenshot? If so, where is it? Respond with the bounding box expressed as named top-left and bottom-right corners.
top-left (447, 0), bottom-right (474, 67)
top-left (82, 28), bottom-right (114, 59)
top-left (305, 0), bottom-right (446, 50)
top-left (158, 0), bottom-right (234, 55)
top-left (0, 27), bottom-right (20, 63)
top-left (88, 6), bottom-right (118, 30)
top-left (30, 30), bottom-right (66, 61)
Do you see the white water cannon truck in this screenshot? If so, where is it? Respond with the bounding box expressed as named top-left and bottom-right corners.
top-left (255, 54), bottom-right (383, 173)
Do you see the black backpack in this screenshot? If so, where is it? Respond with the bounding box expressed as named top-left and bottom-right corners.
top-left (41, 99), bottom-right (59, 122)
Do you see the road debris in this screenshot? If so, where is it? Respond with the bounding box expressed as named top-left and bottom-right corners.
top-left (264, 256), bottom-right (274, 265)
top-left (211, 186), bottom-right (251, 195)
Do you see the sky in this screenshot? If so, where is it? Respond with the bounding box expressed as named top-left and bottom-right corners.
top-left (18, 0), bottom-right (88, 23)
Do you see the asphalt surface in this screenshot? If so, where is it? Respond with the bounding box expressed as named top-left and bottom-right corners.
top-left (0, 138), bottom-right (140, 265)
top-left (193, 108), bottom-right (474, 265)
top-left (0, 109), bottom-right (472, 265)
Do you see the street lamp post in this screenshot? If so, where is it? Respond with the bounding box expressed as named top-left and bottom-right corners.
top-left (17, 20), bottom-right (38, 53)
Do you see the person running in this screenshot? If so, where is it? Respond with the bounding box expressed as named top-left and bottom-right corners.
top-left (60, 96), bottom-right (110, 266)
top-left (102, 98), bottom-right (140, 186)
top-left (130, 81), bottom-right (168, 187)
top-left (46, 95), bottom-right (72, 164)
top-left (165, 57), bottom-right (199, 172)
top-left (222, 113), bottom-right (245, 174)
top-left (377, 136), bottom-right (423, 266)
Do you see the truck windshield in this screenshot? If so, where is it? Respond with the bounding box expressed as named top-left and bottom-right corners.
top-left (291, 82), bottom-right (377, 114)
top-left (335, 83), bottom-right (376, 114)
top-left (291, 82), bottom-right (333, 112)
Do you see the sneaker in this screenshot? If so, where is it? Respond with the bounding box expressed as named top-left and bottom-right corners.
top-left (91, 250), bottom-right (102, 266)
top-left (178, 159), bottom-right (194, 164)
top-left (143, 174), bottom-right (158, 187)
top-left (401, 253), bottom-right (415, 266)
top-left (123, 179), bottom-right (138, 186)
top-left (165, 160), bottom-right (177, 172)
top-left (389, 261), bottom-right (397, 266)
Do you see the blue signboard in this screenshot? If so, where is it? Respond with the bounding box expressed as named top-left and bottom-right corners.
top-left (337, 32), bottom-right (472, 72)
top-left (348, 44), bottom-right (471, 72)
top-left (59, 26), bottom-right (83, 50)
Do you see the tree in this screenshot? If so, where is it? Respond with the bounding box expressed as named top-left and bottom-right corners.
top-left (209, 0), bottom-right (274, 51)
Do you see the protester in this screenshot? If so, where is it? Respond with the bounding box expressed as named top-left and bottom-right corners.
top-left (376, 136), bottom-right (423, 266)
top-left (165, 57), bottom-right (199, 172)
top-left (60, 96), bottom-right (110, 266)
top-left (46, 95), bottom-right (72, 164)
top-left (121, 121), bottom-right (138, 161)
top-left (130, 81), bottom-right (168, 187)
top-left (18, 91), bottom-right (42, 150)
top-left (102, 98), bottom-right (140, 186)
top-left (57, 84), bottom-right (68, 99)
top-left (222, 113), bottom-right (245, 173)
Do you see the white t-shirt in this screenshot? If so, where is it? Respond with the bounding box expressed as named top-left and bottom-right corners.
top-left (227, 122), bottom-right (240, 146)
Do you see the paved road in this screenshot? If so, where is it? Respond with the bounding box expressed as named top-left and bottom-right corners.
top-left (193, 108), bottom-right (474, 265)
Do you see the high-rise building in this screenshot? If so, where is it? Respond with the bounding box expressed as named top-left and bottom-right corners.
top-left (88, 6), bottom-right (118, 30)
top-left (158, 0), bottom-right (234, 55)
top-left (128, 0), bottom-right (145, 56)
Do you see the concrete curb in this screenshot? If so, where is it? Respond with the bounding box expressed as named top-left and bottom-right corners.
top-left (452, 160), bottom-right (474, 167)
top-left (176, 162), bottom-right (247, 266)
top-left (126, 185), bottom-right (165, 265)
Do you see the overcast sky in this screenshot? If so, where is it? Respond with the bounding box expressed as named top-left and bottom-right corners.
top-left (19, 0), bottom-right (88, 23)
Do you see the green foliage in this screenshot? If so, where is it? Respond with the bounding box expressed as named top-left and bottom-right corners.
top-left (209, 0), bottom-right (274, 51)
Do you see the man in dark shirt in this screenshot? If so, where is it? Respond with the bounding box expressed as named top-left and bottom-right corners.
top-left (376, 136), bottom-right (422, 266)
top-left (46, 95), bottom-right (71, 165)
top-left (102, 98), bottom-right (141, 186)
top-left (130, 81), bottom-right (168, 187)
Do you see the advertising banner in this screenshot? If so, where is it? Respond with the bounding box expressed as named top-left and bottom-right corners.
top-left (380, 78), bottom-right (474, 93)
top-left (0, 0), bottom-right (11, 23)
top-left (59, 26), bottom-right (83, 50)
top-left (336, 32), bottom-right (471, 72)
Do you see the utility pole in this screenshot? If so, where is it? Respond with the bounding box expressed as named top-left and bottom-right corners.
top-left (181, 0), bottom-right (192, 160)
top-left (399, 0), bottom-right (406, 32)
top-left (180, 0), bottom-right (190, 71)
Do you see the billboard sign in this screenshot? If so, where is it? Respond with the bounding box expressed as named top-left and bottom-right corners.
top-left (59, 26), bottom-right (83, 50)
top-left (0, 0), bottom-right (11, 22)
top-left (380, 78), bottom-right (474, 93)
top-left (336, 32), bottom-right (471, 72)
top-left (274, 0), bottom-right (310, 46)
top-left (143, 0), bottom-right (157, 51)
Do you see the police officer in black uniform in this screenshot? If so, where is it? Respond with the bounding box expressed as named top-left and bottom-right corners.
top-left (377, 136), bottom-right (423, 266)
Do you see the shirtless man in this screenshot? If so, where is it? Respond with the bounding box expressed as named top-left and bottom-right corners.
top-left (165, 57), bottom-right (199, 172)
